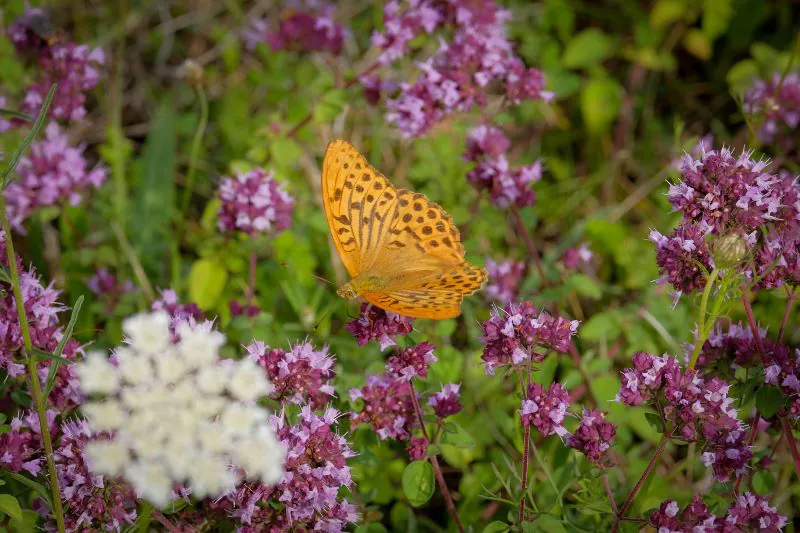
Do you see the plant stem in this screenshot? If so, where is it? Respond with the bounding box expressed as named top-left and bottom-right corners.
top-left (408, 384), bottom-right (464, 533)
top-left (780, 416), bottom-right (800, 479)
top-left (510, 206), bottom-right (547, 286)
top-left (740, 291), bottom-right (767, 360)
top-left (0, 194), bottom-right (66, 533)
top-left (777, 287), bottom-right (795, 343)
top-left (603, 474), bottom-right (618, 515)
top-left (181, 83), bottom-right (209, 216)
top-left (247, 252), bottom-right (257, 307)
top-left (111, 222), bottom-right (156, 303)
top-left (688, 267), bottom-right (719, 370)
top-left (611, 434), bottom-right (669, 533)
top-left (152, 510), bottom-right (183, 533)
top-left (519, 423), bottom-right (531, 523)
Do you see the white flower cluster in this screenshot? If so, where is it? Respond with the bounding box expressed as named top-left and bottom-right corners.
top-left (76, 311), bottom-right (285, 507)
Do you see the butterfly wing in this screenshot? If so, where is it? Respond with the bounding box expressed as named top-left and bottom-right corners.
top-left (322, 140), bottom-right (399, 277)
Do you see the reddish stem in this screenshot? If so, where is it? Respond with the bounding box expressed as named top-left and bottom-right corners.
top-left (519, 423), bottom-right (531, 523)
top-left (152, 511), bottom-right (183, 533)
top-left (780, 416), bottom-right (800, 479)
top-left (409, 384), bottom-right (465, 533)
top-left (740, 292), bottom-right (767, 359)
top-left (777, 287), bottom-right (795, 343)
top-left (509, 206), bottom-right (547, 286)
top-left (611, 435), bottom-right (669, 533)
top-left (603, 475), bottom-right (618, 515)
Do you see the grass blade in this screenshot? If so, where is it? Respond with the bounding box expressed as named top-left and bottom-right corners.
top-left (44, 295), bottom-right (83, 397)
top-left (1, 83), bottom-right (57, 187)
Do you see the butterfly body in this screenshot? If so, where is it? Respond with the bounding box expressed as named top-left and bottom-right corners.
top-left (322, 140), bottom-right (487, 319)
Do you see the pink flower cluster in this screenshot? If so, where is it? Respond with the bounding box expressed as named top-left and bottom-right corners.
top-left (428, 383), bottom-right (463, 418)
top-left (350, 373), bottom-right (417, 440)
top-left (744, 72), bottom-right (800, 150)
top-left (216, 407), bottom-right (357, 531)
top-left (566, 409), bottom-right (616, 466)
top-left (375, 0), bottom-right (552, 137)
top-left (151, 288), bottom-right (204, 329)
top-left (243, 2), bottom-right (345, 55)
top-left (520, 382), bottom-right (570, 437)
top-left (485, 257), bottom-right (526, 304)
top-left (654, 144), bottom-right (800, 293)
top-left (218, 168), bottom-right (294, 236)
top-left (0, 411), bottom-right (48, 476)
top-left (465, 125), bottom-right (542, 208)
top-left (762, 344), bottom-right (800, 417)
top-left (651, 492), bottom-right (787, 532)
top-left (386, 341), bottom-right (437, 381)
top-left (7, 8), bottom-right (57, 55)
top-left (0, 232), bottom-right (83, 410)
top-left (246, 340), bottom-right (336, 409)
top-left (346, 302), bottom-right (415, 350)
top-left (5, 123), bottom-right (107, 230)
top-left (560, 244), bottom-right (593, 270)
top-left (479, 301), bottom-right (579, 375)
top-left (86, 267), bottom-right (134, 298)
top-left (616, 353), bottom-right (751, 481)
top-left (697, 322), bottom-right (767, 368)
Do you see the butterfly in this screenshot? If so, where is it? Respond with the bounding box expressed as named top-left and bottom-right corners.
top-left (322, 139), bottom-right (487, 319)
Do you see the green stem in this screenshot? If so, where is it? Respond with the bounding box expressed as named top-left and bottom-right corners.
top-left (774, 32), bottom-right (800, 97)
top-left (688, 267), bottom-right (719, 370)
top-left (0, 194), bottom-right (66, 533)
top-left (181, 84), bottom-right (209, 216)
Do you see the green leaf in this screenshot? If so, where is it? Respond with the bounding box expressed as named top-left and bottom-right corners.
top-left (0, 493), bottom-right (22, 521)
top-left (440, 421), bottom-right (476, 449)
top-left (354, 525), bottom-right (389, 533)
top-left (314, 89), bottom-right (347, 123)
top-left (562, 29), bottom-right (616, 69)
top-left (0, 108), bottom-right (32, 121)
top-left (650, 0), bottom-right (689, 28)
top-left (128, 102), bottom-right (176, 278)
top-left (580, 77), bottom-right (623, 136)
top-left (2, 471), bottom-right (53, 510)
top-left (566, 273), bottom-right (602, 300)
top-left (644, 412), bottom-right (663, 433)
top-left (10, 509), bottom-right (39, 533)
top-left (402, 460), bottom-right (435, 507)
top-left (2, 83), bottom-right (56, 187)
top-left (702, 0), bottom-right (733, 40)
top-left (755, 386), bottom-right (785, 419)
top-left (270, 138), bottom-right (303, 170)
top-left (188, 258), bottom-right (229, 310)
top-left (482, 521), bottom-right (510, 533)
top-left (45, 295), bottom-right (83, 397)
top-left (752, 470), bottom-right (775, 495)
top-left (683, 29), bottom-right (712, 60)
top-left (522, 516), bottom-right (567, 533)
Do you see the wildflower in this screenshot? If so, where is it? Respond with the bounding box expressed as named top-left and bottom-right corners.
top-left (77, 312), bottom-right (285, 507)
top-left (87, 267), bottom-right (134, 298)
top-left (51, 420), bottom-right (138, 531)
top-left (0, 411), bottom-right (47, 475)
top-left (520, 383), bottom-right (570, 437)
top-left (407, 437), bottom-right (428, 460)
top-left (23, 42), bottom-right (104, 122)
top-left (566, 409), bottom-right (616, 466)
top-left (151, 288), bottom-right (204, 331)
top-left (246, 340), bottom-right (336, 409)
top-left (560, 243), bottom-right (594, 270)
top-left (229, 299), bottom-right (261, 318)
top-left (479, 301), bottom-right (579, 375)
top-left (372, 0), bottom-right (442, 65)
top-left (649, 224), bottom-right (714, 295)
top-left (243, 3), bottom-right (344, 55)
top-left (484, 258), bottom-right (526, 304)
top-left (350, 373), bottom-right (417, 440)
top-left (5, 123), bottom-right (107, 230)
top-left (7, 8), bottom-right (58, 55)
top-left (386, 341), bottom-right (437, 381)
top-left (727, 492), bottom-right (788, 532)
top-left (464, 125), bottom-right (542, 208)
top-left (649, 495), bottom-right (717, 531)
top-left (697, 322), bottom-right (766, 368)
top-left (650, 493), bottom-right (787, 532)
top-left (428, 383), bottom-right (463, 418)
top-left (346, 302), bottom-right (415, 350)
top-left (218, 168), bottom-right (294, 235)
top-left (744, 72), bottom-right (800, 148)
top-left (755, 229), bottom-right (800, 289)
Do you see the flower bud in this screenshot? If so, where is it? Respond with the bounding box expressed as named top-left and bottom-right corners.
top-left (712, 232), bottom-right (748, 267)
top-left (180, 59), bottom-right (204, 86)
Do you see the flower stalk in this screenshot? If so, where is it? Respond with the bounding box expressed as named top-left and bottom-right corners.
top-left (611, 434), bottom-right (668, 533)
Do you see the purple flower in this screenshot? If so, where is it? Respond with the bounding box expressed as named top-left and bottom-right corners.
top-left (151, 288), bottom-right (204, 330)
top-left (0, 411), bottom-right (45, 476)
top-left (243, 3), bottom-right (345, 55)
top-left (464, 125), bottom-right (542, 208)
top-left (727, 492), bottom-right (788, 532)
top-left (7, 8), bottom-right (58, 56)
top-left (697, 322), bottom-right (767, 368)
top-left (381, 3), bottom-right (550, 137)
top-left (649, 495), bottom-right (717, 532)
top-left (23, 42), bottom-right (104, 122)
top-left (649, 224), bottom-right (714, 295)
top-left (407, 436), bottom-right (428, 460)
top-left (87, 267), bottom-right (134, 298)
top-left (520, 382), bottom-right (570, 437)
top-left (479, 301), bottom-right (579, 375)
top-left (0, 232), bottom-right (83, 409)
top-left (50, 420), bottom-right (138, 532)
top-left (346, 302), bottom-right (415, 350)
top-left (5, 122), bottom-right (107, 230)
top-left (386, 341), bottom-right (437, 381)
top-left (246, 340), bottom-right (336, 409)
top-left (566, 409), bottom-right (616, 466)
top-left (229, 299), bottom-right (261, 318)
top-left (218, 168), bottom-right (294, 235)
top-left (0, 96), bottom-right (14, 133)
top-left (428, 383), bottom-right (463, 418)
top-left (350, 373), bottom-right (417, 440)
top-left (744, 72), bottom-right (800, 149)
top-left (484, 258), bottom-right (525, 304)
top-left (560, 244), bottom-right (593, 270)
top-left (755, 228), bottom-right (800, 289)
top-left (215, 407), bottom-right (357, 530)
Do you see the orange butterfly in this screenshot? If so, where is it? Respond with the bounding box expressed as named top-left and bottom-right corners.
top-left (322, 139), bottom-right (487, 319)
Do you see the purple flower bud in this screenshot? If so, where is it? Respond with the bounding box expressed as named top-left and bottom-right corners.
top-left (346, 303), bottom-right (415, 350)
top-left (745, 72), bottom-right (800, 150)
top-left (566, 409), bottom-right (616, 465)
top-left (218, 168), bottom-right (294, 235)
top-left (520, 382), bottom-right (570, 437)
top-left (407, 437), bottom-right (428, 460)
top-left (386, 342), bottom-right (437, 381)
top-left (428, 383), bottom-right (463, 418)
top-left (350, 373), bottom-right (417, 440)
top-left (243, 4), bottom-right (345, 55)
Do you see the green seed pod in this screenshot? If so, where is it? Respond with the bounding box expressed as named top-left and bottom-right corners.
top-left (713, 232), bottom-right (748, 267)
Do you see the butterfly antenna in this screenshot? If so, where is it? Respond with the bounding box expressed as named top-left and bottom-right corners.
top-left (312, 273), bottom-right (337, 286)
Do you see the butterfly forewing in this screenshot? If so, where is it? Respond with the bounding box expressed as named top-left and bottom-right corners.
top-left (322, 139), bottom-right (487, 319)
